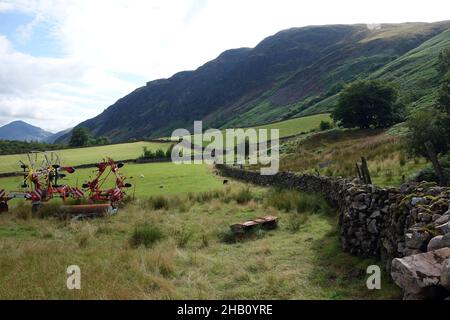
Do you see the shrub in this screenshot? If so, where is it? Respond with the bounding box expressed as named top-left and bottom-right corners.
top-left (155, 148), bottom-right (166, 158)
top-left (141, 147), bottom-right (155, 159)
top-left (172, 229), bottom-right (193, 248)
top-left (265, 189), bottom-right (333, 215)
top-left (130, 223), bottom-right (165, 248)
top-left (319, 121), bottom-right (332, 131)
top-left (165, 144), bottom-right (175, 158)
top-left (286, 214), bottom-right (309, 233)
top-left (147, 196), bottom-right (170, 210)
top-left (409, 154), bottom-right (450, 183)
top-left (234, 187), bottom-right (253, 204)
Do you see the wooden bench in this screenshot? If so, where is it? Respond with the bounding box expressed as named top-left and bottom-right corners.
top-left (230, 215), bottom-right (278, 233)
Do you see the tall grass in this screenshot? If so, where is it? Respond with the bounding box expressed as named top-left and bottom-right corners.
top-left (130, 222), bottom-right (165, 248)
top-left (265, 188), bottom-right (332, 215)
top-left (280, 128), bottom-right (428, 187)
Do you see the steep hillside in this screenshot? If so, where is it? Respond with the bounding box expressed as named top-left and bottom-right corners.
top-left (302, 27), bottom-right (450, 115)
top-left (0, 121), bottom-right (53, 142)
top-left (59, 21), bottom-right (450, 143)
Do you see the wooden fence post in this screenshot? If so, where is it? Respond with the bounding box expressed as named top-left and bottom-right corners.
top-left (360, 157), bottom-right (372, 185)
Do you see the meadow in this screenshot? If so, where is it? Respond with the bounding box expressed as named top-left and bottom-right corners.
top-left (0, 162), bottom-right (224, 198)
top-left (0, 184), bottom-right (401, 299)
top-left (251, 113), bottom-right (332, 138)
top-left (0, 141), bottom-right (171, 174)
top-left (184, 113), bottom-right (333, 148)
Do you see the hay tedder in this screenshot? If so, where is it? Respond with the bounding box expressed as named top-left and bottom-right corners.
top-left (0, 152), bottom-right (132, 219)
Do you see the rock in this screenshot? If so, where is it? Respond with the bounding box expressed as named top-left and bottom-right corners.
top-left (441, 234), bottom-right (450, 248)
top-left (434, 214), bottom-right (450, 226)
top-left (404, 248), bottom-right (423, 256)
top-left (381, 206), bottom-right (389, 214)
top-left (435, 222), bottom-right (450, 235)
top-left (411, 197), bottom-right (426, 206)
top-left (351, 201), bottom-right (367, 210)
top-left (367, 219), bottom-right (378, 234)
top-left (369, 210), bottom-right (381, 219)
top-left (427, 235), bottom-right (444, 252)
top-left (432, 214), bottom-right (442, 222)
top-left (405, 231), bottom-right (431, 250)
top-left (441, 259), bottom-right (450, 291)
top-left (418, 212), bottom-right (432, 223)
top-left (391, 248), bottom-right (450, 298)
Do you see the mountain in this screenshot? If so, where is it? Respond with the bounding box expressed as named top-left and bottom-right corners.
top-left (45, 128), bottom-right (72, 143)
top-left (0, 121), bottom-right (53, 142)
top-left (57, 21), bottom-right (450, 143)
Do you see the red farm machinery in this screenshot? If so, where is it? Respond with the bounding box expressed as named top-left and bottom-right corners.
top-left (0, 152), bottom-right (132, 219)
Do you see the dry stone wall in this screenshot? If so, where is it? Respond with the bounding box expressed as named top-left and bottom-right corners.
top-left (216, 164), bottom-right (450, 298)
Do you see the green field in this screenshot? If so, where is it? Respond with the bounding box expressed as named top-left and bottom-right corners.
top-left (185, 113), bottom-right (333, 149)
top-left (252, 113), bottom-right (332, 138)
top-left (0, 162), bottom-right (224, 198)
top-left (0, 141), bottom-right (171, 174)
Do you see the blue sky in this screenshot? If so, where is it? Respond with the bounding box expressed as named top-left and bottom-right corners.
top-left (0, 0), bottom-right (449, 132)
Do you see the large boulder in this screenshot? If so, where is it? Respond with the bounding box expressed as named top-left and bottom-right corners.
top-left (441, 259), bottom-right (450, 291)
top-left (391, 248), bottom-right (450, 299)
top-left (427, 235), bottom-right (444, 252)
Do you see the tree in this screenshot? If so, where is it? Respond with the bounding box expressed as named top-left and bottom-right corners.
top-left (93, 136), bottom-right (110, 146)
top-left (319, 120), bottom-right (332, 131)
top-left (69, 127), bottom-right (90, 147)
top-left (406, 110), bottom-right (449, 158)
top-left (332, 80), bottom-right (404, 129)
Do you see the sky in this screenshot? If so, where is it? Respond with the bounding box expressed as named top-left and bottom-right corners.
top-left (0, 0), bottom-right (449, 132)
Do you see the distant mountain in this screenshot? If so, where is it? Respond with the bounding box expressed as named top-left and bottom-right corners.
top-left (45, 128), bottom-right (72, 143)
top-left (57, 21), bottom-right (450, 143)
top-left (0, 121), bottom-right (53, 142)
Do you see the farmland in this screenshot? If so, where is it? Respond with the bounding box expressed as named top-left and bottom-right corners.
top-left (184, 113), bottom-right (333, 147)
top-left (0, 141), bottom-right (171, 174)
top-left (0, 115), bottom-right (412, 300)
top-left (0, 162), bottom-right (224, 198)
top-left (251, 113), bottom-right (332, 138)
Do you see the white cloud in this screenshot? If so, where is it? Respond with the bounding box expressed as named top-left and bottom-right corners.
top-left (0, 0), bottom-right (449, 131)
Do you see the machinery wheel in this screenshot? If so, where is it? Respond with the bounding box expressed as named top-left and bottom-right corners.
top-left (0, 202), bottom-right (8, 213)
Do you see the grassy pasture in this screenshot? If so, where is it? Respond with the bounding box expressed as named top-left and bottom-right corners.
top-left (0, 162), bottom-right (224, 199)
top-left (184, 113), bottom-right (333, 150)
top-left (0, 141), bottom-right (171, 174)
top-left (0, 186), bottom-right (401, 299)
top-left (251, 113), bottom-right (332, 138)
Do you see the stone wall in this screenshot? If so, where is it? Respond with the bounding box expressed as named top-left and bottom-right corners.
top-left (215, 165), bottom-right (450, 279)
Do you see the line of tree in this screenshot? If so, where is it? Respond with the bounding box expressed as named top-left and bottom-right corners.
top-left (69, 127), bottom-right (110, 147)
top-left (140, 145), bottom-right (174, 160)
top-left (0, 140), bottom-right (65, 155)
